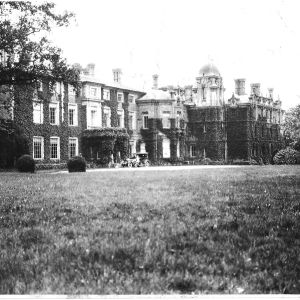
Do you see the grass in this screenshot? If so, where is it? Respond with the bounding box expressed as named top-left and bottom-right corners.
top-left (0, 165), bottom-right (300, 294)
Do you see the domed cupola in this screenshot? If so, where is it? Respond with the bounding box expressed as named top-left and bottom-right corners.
top-left (195, 62), bottom-right (225, 106)
top-left (199, 63), bottom-right (221, 77)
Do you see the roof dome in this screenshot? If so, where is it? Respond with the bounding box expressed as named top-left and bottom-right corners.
top-left (199, 63), bottom-right (221, 77)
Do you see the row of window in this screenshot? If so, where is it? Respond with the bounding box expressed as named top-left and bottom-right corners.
top-left (142, 111), bottom-right (182, 129)
top-left (34, 102), bottom-right (136, 130)
top-left (33, 102), bottom-right (78, 126)
top-left (87, 106), bottom-right (132, 129)
top-left (86, 87), bottom-right (135, 103)
top-left (32, 137), bottom-right (78, 160)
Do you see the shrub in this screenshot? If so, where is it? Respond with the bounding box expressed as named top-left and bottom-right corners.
top-left (273, 147), bottom-right (298, 165)
top-left (16, 154), bottom-right (35, 173)
top-left (67, 156), bottom-right (86, 172)
top-left (96, 156), bottom-right (110, 166)
top-left (35, 163), bottom-right (67, 171)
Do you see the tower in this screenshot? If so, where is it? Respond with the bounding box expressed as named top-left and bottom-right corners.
top-left (196, 63), bottom-right (224, 106)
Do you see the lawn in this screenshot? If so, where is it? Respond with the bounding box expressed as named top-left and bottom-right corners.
top-left (0, 165), bottom-right (300, 294)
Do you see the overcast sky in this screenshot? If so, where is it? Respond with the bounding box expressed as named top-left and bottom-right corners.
top-left (50, 0), bottom-right (300, 109)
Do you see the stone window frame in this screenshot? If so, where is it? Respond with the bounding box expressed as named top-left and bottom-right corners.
top-left (68, 104), bottom-right (78, 126)
top-left (49, 102), bottom-right (59, 125)
top-left (69, 137), bottom-right (78, 158)
top-left (142, 112), bottom-right (149, 129)
top-left (33, 136), bottom-right (44, 160)
top-left (190, 144), bottom-right (196, 157)
top-left (33, 101), bottom-right (43, 124)
top-left (50, 136), bottom-right (60, 161)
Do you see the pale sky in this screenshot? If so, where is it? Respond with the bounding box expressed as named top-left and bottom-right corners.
top-left (50, 0), bottom-right (300, 109)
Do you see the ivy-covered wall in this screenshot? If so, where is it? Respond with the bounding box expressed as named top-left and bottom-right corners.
top-left (139, 117), bottom-right (185, 162)
top-left (81, 128), bottom-right (129, 164)
top-left (186, 104), bottom-right (283, 162)
top-left (187, 106), bottom-right (226, 160)
top-left (13, 83), bottom-right (82, 164)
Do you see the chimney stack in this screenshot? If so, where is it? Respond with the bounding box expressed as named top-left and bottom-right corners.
top-left (152, 74), bottom-right (158, 89)
top-left (250, 83), bottom-right (261, 96)
top-left (87, 63), bottom-right (95, 76)
top-left (234, 79), bottom-right (246, 96)
top-left (268, 88), bottom-right (274, 99)
top-left (113, 68), bottom-right (122, 83)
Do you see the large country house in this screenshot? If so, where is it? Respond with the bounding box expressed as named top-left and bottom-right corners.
top-left (0, 62), bottom-right (284, 166)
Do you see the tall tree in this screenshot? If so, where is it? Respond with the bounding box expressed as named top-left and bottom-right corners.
top-left (0, 1), bottom-right (80, 165)
top-left (282, 104), bottom-right (300, 149)
top-left (0, 1), bottom-right (80, 87)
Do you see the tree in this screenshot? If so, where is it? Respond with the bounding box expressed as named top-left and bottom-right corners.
top-left (282, 104), bottom-right (300, 148)
top-left (0, 1), bottom-right (80, 88)
top-left (0, 1), bottom-right (81, 166)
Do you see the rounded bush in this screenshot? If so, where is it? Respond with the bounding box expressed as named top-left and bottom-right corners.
top-left (273, 147), bottom-right (298, 165)
top-left (67, 156), bottom-right (86, 172)
top-left (16, 154), bottom-right (35, 173)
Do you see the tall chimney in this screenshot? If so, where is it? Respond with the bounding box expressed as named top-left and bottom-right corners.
top-left (152, 74), bottom-right (158, 89)
top-left (234, 79), bottom-right (246, 95)
top-left (268, 88), bottom-right (274, 99)
top-left (250, 83), bottom-right (261, 96)
top-left (87, 63), bottom-right (95, 76)
top-left (113, 68), bottom-right (122, 83)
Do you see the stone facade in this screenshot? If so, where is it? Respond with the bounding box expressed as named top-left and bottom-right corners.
top-left (137, 63), bottom-right (284, 163)
top-left (1, 62), bottom-right (284, 165)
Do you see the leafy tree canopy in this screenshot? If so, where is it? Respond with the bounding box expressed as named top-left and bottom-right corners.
top-left (283, 104), bottom-right (300, 148)
top-left (0, 1), bottom-right (80, 88)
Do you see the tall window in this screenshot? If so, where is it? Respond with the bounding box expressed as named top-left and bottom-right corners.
top-left (162, 138), bottom-right (170, 158)
top-left (129, 114), bottom-right (133, 130)
top-left (33, 136), bottom-right (44, 160)
top-left (68, 104), bottom-right (77, 126)
top-left (49, 107), bottom-right (56, 124)
top-left (49, 103), bottom-right (59, 125)
top-left (128, 112), bottom-right (135, 130)
top-left (140, 142), bottom-right (146, 153)
top-left (143, 112), bottom-right (148, 129)
top-left (69, 109), bottom-right (74, 125)
top-left (117, 110), bottom-right (124, 128)
top-left (103, 107), bottom-right (111, 127)
top-left (103, 89), bottom-right (110, 100)
top-left (50, 137), bottom-right (60, 160)
top-left (190, 145), bottom-right (196, 157)
top-left (117, 93), bottom-right (124, 102)
top-left (69, 137), bottom-right (78, 158)
top-left (33, 102), bottom-right (43, 124)
top-left (91, 110), bottom-right (97, 127)
top-left (162, 111), bottom-right (171, 128)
